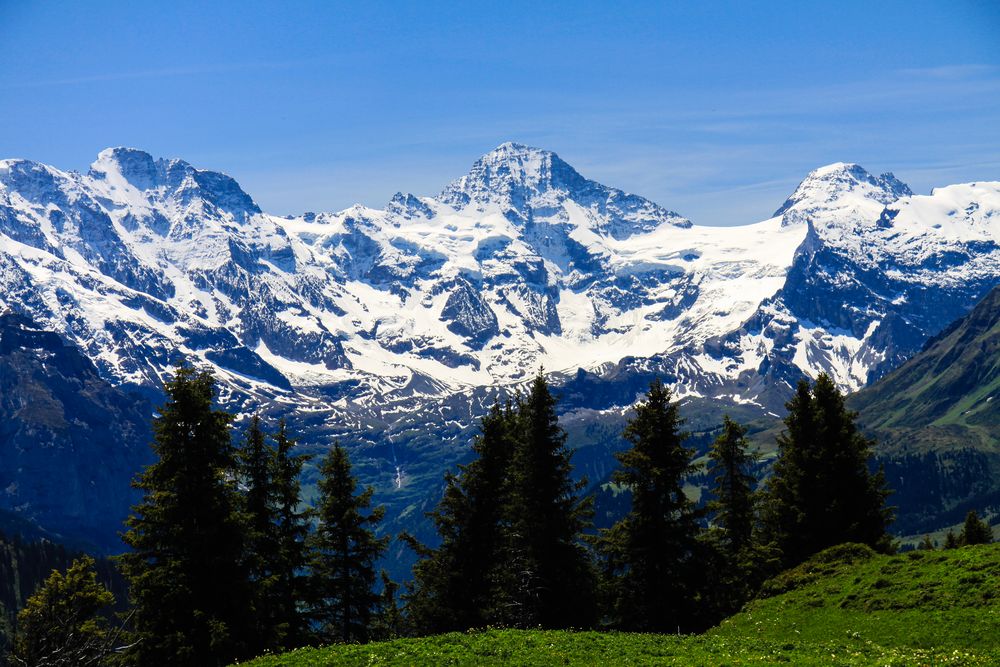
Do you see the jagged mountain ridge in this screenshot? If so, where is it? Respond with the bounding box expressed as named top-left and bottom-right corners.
top-left (2, 143), bottom-right (996, 419)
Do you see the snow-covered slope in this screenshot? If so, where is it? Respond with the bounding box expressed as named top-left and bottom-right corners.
top-left (719, 166), bottom-right (1000, 403)
top-left (0, 143), bottom-right (997, 417)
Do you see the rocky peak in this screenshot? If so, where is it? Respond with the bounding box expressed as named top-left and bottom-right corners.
top-left (90, 147), bottom-right (160, 190)
top-left (774, 162), bottom-right (912, 221)
top-left (0, 159), bottom-right (66, 203)
top-left (438, 142), bottom-right (589, 209)
top-left (89, 147), bottom-right (260, 218)
top-left (387, 192), bottom-right (434, 219)
top-left (436, 142), bottom-right (689, 236)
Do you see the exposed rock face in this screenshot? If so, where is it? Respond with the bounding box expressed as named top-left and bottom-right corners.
top-left (439, 277), bottom-right (499, 348)
top-left (0, 312), bottom-right (153, 552)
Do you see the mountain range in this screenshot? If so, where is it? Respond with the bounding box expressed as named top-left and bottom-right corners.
top-left (0, 143), bottom-right (998, 555)
top-left (2, 143), bottom-right (997, 411)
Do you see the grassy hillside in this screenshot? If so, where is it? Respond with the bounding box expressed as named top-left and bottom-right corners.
top-left (234, 628), bottom-right (994, 666)
top-left (236, 543), bottom-right (1000, 666)
top-left (712, 542), bottom-right (1000, 650)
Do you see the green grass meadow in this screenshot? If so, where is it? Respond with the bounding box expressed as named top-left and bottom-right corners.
top-left (237, 543), bottom-right (1000, 666)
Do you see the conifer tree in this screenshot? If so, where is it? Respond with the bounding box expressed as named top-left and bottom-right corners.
top-left (238, 414), bottom-right (282, 654)
top-left (308, 443), bottom-right (388, 643)
top-left (271, 419), bottom-right (312, 648)
top-left (762, 374), bottom-right (893, 569)
top-left (503, 374), bottom-right (596, 629)
top-left (918, 535), bottom-right (936, 551)
top-left (597, 378), bottom-right (701, 632)
top-left (707, 416), bottom-right (757, 559)
top-left (405, 378), bottom-right (595, 631)
top-left (959, 510), bottom-right (993, 545)
top-left (944, 529), bottom-right (959, 549)
top-left (404, 401), bottom-right (515, 633)
top-left (11, 556), bottom-right (121, 667)
top-left (703, 415), bottom-right (767, 618)
top-left (762, 380), bottom-right (816, 565)
top-left (373, 570), bottom-right (405, 640)
top-left (119, 366), bottom-right (253, 666)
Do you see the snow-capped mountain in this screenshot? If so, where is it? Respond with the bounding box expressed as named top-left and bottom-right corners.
top-left (725, 165), bottom-right (1000, 403)
top-left (2, 142), bottom-right (999, 561)
top-left (1, 143), bottom-right (998, 419)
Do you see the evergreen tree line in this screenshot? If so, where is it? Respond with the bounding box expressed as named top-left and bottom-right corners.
top-left (403, 375), bottom-right (596, 632)
top-left (9, 367), bottom-right (995, 665)
top-left (404, 373), bottom-right (897, 635)
top-left (116, 367), bottom-right (397, 666)
top-left (918, 510), bottom-right (994, 551)
top-left (9, 367), bottom-right (395, 667)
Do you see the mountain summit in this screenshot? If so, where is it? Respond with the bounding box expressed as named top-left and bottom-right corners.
top-left (440, 142), bottom-right (590, 207)
top-left (775, 162), bottom-right (913, 226)
top-left (89, 146), bottom-right (260, 219)
top-left (779, 162), bottom-right (912, 210)
top-left (439, 142), bottom-right (691, 236)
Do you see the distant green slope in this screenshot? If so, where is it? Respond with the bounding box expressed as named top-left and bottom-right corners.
top-left (851, 284), bottom-right (1000, 448)
top-left (236, 543), bottom-right (1000, 666)
top-left (845, 285), bottom-right (1000, 534)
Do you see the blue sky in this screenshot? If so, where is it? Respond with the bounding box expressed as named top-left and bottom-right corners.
top-left (1, 0), bottom-right (998, 225)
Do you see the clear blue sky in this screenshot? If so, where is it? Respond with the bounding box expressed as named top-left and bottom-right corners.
top-left (1, 1), bottom-right (998, 225)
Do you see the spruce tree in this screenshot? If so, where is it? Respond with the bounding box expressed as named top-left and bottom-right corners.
top-left (271, 419), bottom-right (312, 648)
top-left (762, 379), bottom-right (815, 566)
top-left (119, 366), bottom-right (253, 666)
top-left (706, 416), bottom-right (757, 559)
top-left (503, 374), bottom-right (596, 629)
top-left (238, 414), bottom-right (282, 654)
top-left (308, 443), bottom-right (388, 643)
top-left (703, 415), bottom-right (766, 618)
top-left (762, 374), bottom-right (893, 569)
top-left (404, 400), bottom-right (515, 633)
top-left (373, 570), bottom-right (404, 640)
top-left (11, 556), bottom-right (119, 667)
top-left (597, 378), bottom-right (701, 632)
top-left (944, 530), bottom-right (959, 549)
top-left (959, 510), bottom-right (993, 545)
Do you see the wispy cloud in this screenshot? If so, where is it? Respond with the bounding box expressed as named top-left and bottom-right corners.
top-left (898, 63), bottom-right (1000, 79)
